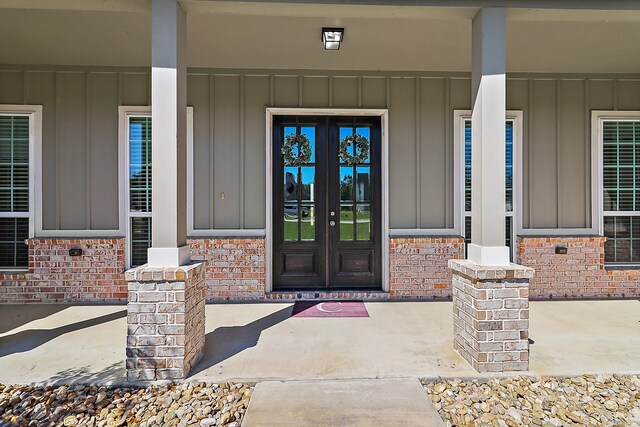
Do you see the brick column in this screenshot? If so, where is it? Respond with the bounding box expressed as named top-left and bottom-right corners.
top-left (449, 259), bottom-right (533, 372)
top-left (125, 262), bottom-right (206, 382)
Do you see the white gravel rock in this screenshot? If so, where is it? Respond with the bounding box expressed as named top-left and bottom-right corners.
top-left (0, 382), bottom-right (253, 427)
top-left (423, 374), bottom-right (640, 427)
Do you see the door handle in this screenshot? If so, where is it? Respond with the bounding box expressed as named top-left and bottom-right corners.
top-left (329, 220), bottom-right (336, 227)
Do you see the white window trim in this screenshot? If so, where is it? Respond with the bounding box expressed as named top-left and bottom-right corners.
top-left (119, 106), bottom-right (193, 269)
top-left (0, 105), bottom-right (41, 270)
top-left (454, 110), bottom-right (523, 260)
top-left (592, 111), bottom-right (640, 266)
top-left (592, 111), bottom-right (640, 237)
top-left (119, 106), bottom-right (150, 269)
top-left (264, 107), bottom-right (389, 293)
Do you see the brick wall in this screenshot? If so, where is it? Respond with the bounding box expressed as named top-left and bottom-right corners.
top-left (188, 238), bottom-right (266, 301)
top-left (517, 236), bottom-right (640, 298)
top-left (4, 235), bottom-right (638, 303)
top-left (389, 236), bottom-right (465, 299)
top-left (0, 238), bottom-right (127, 303)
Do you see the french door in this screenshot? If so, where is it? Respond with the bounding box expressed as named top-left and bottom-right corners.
top-left (272, 115), bottom-right (382, 290)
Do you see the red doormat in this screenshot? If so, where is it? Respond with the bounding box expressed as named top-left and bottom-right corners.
top-left (291, 301), bottom-right (369, 318)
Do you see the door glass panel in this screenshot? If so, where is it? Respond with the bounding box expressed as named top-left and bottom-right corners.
top-left (339, 204), bottom-right (354, 241)
top-left (356, 127), bottom-right (371, 163)
top-left (356, 204), bottom-right (370, 241)
top-left (284, 126), bottom-right (297, 158)
top-left (339, 127), bottom-right (353, 164)
top-left (300, 126), bottom-right (316, 163)
top-left (340, 166), bottom-right (353, 202)
top-left (284, 204), bottom-right (299, 241)
top-left (284, 167), bottom-right (298, 202)
top-left (355, 167), bottom-right (370, 202)
top-left (301, 203), bottom-right (315, 241)
top-left (301, 167), bottom-right (315, 202)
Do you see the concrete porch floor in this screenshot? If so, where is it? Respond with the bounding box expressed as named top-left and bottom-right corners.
top-left (0, 300), bottom-right (639, 385)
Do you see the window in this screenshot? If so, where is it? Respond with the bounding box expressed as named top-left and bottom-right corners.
top-left (600, 118), bottom-right (640, 264)
top-left (126, 115), bottom-right (152, 267)
top-left (0, 108), bottom-right (38, 270)
top-left (120, 107), bottom-right (193, 268)
top-left (457, 112), bottom-right (521, 261)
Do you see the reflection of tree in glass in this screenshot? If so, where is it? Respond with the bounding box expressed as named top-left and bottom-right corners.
top-left (301, 181), bottom-right (313, 200)
top-left (340, 173), bottom-right (353, 201)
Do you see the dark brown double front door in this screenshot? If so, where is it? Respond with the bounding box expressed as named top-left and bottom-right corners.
top-left (272, 115), bottom-right (382, 290)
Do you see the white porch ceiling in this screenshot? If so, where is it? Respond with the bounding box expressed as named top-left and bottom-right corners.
top-left (0, 1), bottom-right (639, 73)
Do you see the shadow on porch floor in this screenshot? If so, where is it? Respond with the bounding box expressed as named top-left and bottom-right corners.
top-left (0, 300), bottom-right (639, 385)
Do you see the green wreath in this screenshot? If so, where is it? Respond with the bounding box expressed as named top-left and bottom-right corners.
top-left (339, 134), bottom-right (370, 165)
top-left (282, 133), bottom-right (312, 166)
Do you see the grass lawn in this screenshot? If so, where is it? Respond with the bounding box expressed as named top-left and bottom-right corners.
top-left (284, 210), bottom-right (370, 241)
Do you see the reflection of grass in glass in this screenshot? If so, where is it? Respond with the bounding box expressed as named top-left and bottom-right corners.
top-left (284, 215), bottom-right (315, 241)
top-left (283, 211), bottom-right (370, 241)
top-left (357, 221), bottom-right (370, 240)
top-left (339, 211), bottom-right (370, 221)
top-left (301, 220), bottom-right (315, 240)
top-left (339, 210), bottom-right (371, 241)
top-left (284, 219), bottom-right (298, 241)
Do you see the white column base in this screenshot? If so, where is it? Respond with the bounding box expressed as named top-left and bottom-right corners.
top-left (467, 243), bottom-right (510, 267)
top-left (147, 245), bottom-right (191, 267)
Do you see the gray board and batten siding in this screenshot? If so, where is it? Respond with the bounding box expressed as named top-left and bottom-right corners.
top-left (1, 67), bottom-right (639, 233)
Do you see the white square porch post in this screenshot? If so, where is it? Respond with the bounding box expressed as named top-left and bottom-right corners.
top-left (468, 7), bottom-right (509, 267)
top-left (125, 0), bottom-right (206, 382)
top-left (449, 8), bottom-right (534, 373)
top-left (148, 0), bottom-right (189, 267)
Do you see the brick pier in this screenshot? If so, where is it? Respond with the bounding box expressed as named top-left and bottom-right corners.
top-left (449, 259), bottom-right (533, 372)
top-left (125, 262), bottom-right (206, 382)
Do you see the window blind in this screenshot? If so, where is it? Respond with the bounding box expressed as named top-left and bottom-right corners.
top-left (602, 120), bottom-right (640, 264)
top-left (0, 115), bottom-right (30, 268)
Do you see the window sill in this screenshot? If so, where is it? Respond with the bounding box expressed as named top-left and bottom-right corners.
top-left (0, 268), bottom-right (29, 275)
top-left (605, 264), bottom-right (640, 271)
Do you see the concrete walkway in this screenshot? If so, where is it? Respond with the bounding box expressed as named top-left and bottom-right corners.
top-left (242, 378), bottom-right (444, 427)
top-left (0, 300), bottom-right (639, 385)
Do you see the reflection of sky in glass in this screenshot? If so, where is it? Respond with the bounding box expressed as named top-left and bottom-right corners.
top-left (300, 126), bottom-right (316, 163)
top-left (356, 127), bottom-right (371, 163)
top-left (129, 122), bottom-right (145, 178)
top-left (301, 166), bottom-right (315, 201)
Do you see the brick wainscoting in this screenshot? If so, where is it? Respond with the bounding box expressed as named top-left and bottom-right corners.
top-left (188, 238), bottom-right (266, 301)
top-left (4, 235), bottom-right (636, 303)
top-left (517, 236), bottom-right (640, 298)
top-left (0, 238), bottom-right (127, 303)
top-left (389, 237), bottom-right (465, 299)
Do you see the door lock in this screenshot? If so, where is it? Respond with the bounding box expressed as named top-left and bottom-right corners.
top-left (329, 220), bottom-right (336, 226)
top-left (330, 211), bottom-right (335, 216)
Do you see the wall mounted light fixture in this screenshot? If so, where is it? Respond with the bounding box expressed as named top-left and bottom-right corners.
top-left (322, 28), bottom-right (344, 50)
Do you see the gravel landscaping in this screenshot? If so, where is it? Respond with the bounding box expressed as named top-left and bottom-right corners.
top-left (0, 382), bottom-right (252, 427)
top-left (423, 375), bottom-right (640, 426)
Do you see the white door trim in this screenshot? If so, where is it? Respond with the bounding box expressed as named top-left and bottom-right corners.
top-left (265, 107), bottom-right (390, 293)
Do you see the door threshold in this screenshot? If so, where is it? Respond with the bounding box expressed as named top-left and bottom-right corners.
top-left (266, 289), bottom-right (390, 301)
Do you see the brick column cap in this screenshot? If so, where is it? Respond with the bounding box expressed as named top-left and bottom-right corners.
top-left (125, 262), bottom-right (205, 282)
top-left (449, 259), bottom-right (534, 280)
